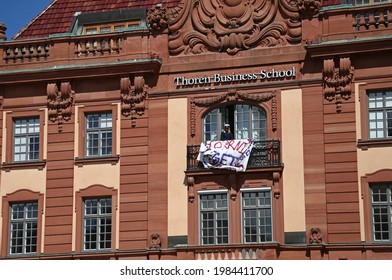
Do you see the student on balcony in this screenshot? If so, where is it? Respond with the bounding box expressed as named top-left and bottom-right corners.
top-left (220, 123), bottom-right (234, 140)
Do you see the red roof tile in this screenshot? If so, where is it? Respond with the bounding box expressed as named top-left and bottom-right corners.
top-left (14, 0), bottom-right (181, 40)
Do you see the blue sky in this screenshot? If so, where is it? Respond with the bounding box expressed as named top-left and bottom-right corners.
top-left (1, 0), bottom-right (53, 39)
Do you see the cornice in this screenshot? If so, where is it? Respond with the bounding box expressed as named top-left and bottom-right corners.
top-left (0, 59), bottom-right (162, 84)
top-left (306, 35), bottom-right (392, 58)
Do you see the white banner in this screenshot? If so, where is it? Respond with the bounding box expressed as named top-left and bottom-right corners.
top-left (197, 139), bottom-right (254, 172)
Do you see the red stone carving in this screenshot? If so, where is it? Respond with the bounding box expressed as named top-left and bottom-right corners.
top-left (120, 76), bottom-right (148, 127)
top-left (47, 82), bottom-right (74, 132)
top-left (297, 0), bottom-right (322, 19)
top-left (167, 0), bottom-right (301, 55)
top-left (187, 176), bottom-right (195, 203)
top-left (150, 233), bottom-right (162, 249)
top-left (190, 89), bottom-right (277, 137)
top-left (147, 6), bottom-right (169, 31)
top-left (309, 227), bottom-right (323, 244)
top-left (323, 57), bottom-right (354, 112)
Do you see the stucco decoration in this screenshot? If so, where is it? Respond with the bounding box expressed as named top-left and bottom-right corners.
top-left (309, 227), bottom-right (323, 244)
top-left (47, 82), bottom-right (74, 132)
top-left (120, 76), bottom-right (148, 127)
top-left (323, 57), bottom-right (354, 112)
top-left (297, 0), bottom-right (321, 19)
top-left (167, 0), bottom-right (301, 55)
top-left (190, 89), bottom-right (277, 137)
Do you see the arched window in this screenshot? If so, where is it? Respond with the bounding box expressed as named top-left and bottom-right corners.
top-left (203, 104), bottom-right (267, 141)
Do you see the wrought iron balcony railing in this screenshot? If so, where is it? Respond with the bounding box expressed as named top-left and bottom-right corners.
top-left (186, 139), bottom-right (281, 171)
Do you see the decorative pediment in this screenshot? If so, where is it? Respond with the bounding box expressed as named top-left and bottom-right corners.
top-left (120, 76), bottom-right (148, 127)
top-left (323, 57), bottom-right (354, 112)
top-left (190, 88), bottom-right (277, 137)
top-left (47, 82), bottom-right (74, 132)
top-left (162, 0), bottom-right (301, 55)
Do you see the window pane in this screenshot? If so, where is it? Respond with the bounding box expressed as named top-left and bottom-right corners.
top-left (242, 190), bottom-right (273, 243)
top-left (10, 202), bottom-right (38, 255)
top-left (200, 193), bottom-right (228, 245)
top-left (85, 112), bottom-right (113, 157)
top-left (371, 183), bottom-right (392, 241)
top-left (13, 117), bottom-right (40, 162)
top-left (83, 197), bottom-right (112, 250)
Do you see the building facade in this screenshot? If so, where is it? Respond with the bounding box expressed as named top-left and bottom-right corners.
top-left (0, 0), bottom-right (392, 260)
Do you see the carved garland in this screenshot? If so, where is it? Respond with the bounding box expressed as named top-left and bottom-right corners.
top-left (120, 76), bottom-right (148, 127)
top-left (190, 89), bottom-right (277, 137)
top-left (47, 82), bottom-right (74, 132)
top-left (323, 57), bottom-right (354, 112)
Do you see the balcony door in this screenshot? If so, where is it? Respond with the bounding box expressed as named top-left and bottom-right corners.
top-left (203, 104), bottom-right (267, 141)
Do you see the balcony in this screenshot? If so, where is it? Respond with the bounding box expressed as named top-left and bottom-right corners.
top-left (186, 139), bottom-right (282, 172)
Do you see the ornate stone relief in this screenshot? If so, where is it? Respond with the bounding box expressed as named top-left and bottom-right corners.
top-left (147, 6), bottom-right (169, 32)
top-left (190, 88), bottom-right (277, 137)
top-left (323, 57), bottom-right (354, 112)
top-left (309, 227), bottom-right (323, 244)
top-left (163, 0), bottom-right (301, 55)
top-left (120, 76), bottom-right (148, 127)
top-left (47, 82), bottom-right (74, 132)
top-left (297, 0), bottom-right (321, 19)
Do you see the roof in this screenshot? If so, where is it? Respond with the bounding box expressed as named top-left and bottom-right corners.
top-left (14, 0), bottom-right (181, 40)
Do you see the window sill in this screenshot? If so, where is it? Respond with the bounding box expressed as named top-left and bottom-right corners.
top-left (74, 155), bottom-right (120, 167)
top-left (2, 160), bottom-right (46, 172)
top-left (357, 138), bottom-right (392, 150)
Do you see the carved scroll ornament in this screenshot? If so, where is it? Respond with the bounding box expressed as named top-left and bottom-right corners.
top-left (190, 89), bottom-right (277, 137)
top-left (166, 0), bottom-right (301, 55)
top-left (47, 82), bottom-right (74, 132)
top-left (323, 57), bottom-right (354, 112)
top-left (120, 76), bottom-right (148, 127)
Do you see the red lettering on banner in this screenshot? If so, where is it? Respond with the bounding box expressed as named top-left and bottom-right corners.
top-left (213, 141), bottom-right (223, 149)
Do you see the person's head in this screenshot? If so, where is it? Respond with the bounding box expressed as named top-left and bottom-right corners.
top-left (224, 124), bottom-right (230, 131)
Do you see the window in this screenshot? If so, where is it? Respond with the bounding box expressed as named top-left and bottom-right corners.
top-left (355, 0), bottom-right (389, 4)
top-left (199, 192), bottom-right (229, 245)
top-left (76, 106), bottom-right (118, 165)
top-left (9, 202), bottom-right (38, 255)
top-left (85, 28), bottom-right (98, 35)
top-left (368, 90), bottom-right (392, 139)
top-left (370, 183), bottom-right (392, 241)
top-left (1, 189), bottom-right (43, 256)
top-left (82, 21), bottom-right (141, 34)
top-left (13, 118), bottom-right (40, 162)
top-left (4, 111), bottom-right (45, 169)
top-left (83, 197), bottom-right (112, 251)
top-left (85, 112), bottom-right (112, 157)
top-left (203, 104), bottom-right (267, 141)
top-left (242, 190), bottom-right (272, 243)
